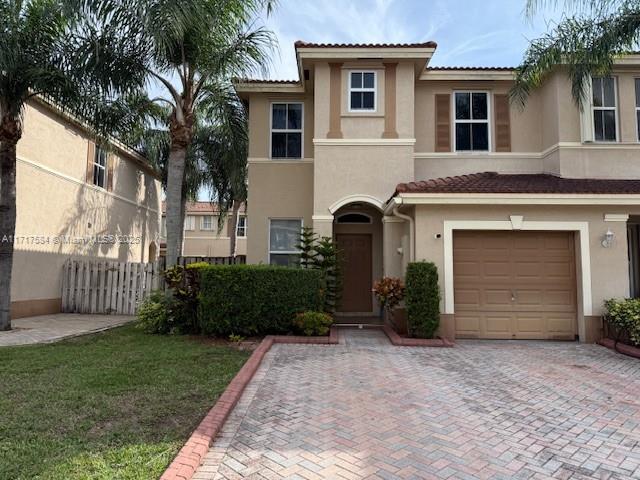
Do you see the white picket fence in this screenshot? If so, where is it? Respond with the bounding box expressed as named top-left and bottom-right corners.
top-left (61, 259), bottom-right (161, 315)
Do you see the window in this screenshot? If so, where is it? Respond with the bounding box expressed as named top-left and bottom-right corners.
top-left (201, 215), bottom-right (214, 231)
top-left (592, 77), bottom-right (617, 142)
top-left (269, 219), bottom-right (302, 266)
top-left (236, 216), bottom-right (247, 238)
top-left (93, 146), bottom-right (108, 188)
top-left (271, 103), bottom-right (303, 158)
top-left (349, 71), bottom-right (376, 111)
top-left (336, 213), bottom-right (371, 224)
top-left (454, 92), bottom-right (489, 151)
top-left (636, 79), bottom-right (640, 141)
top-left (161, 217), bottom-right (166, 238)
top-left (184, 215), bottom-right (196, 231)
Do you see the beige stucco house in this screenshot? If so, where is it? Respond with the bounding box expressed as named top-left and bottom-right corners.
top-left (236, 40), bottom-right (640, 343)
top-left (159, 202), bottom-right (247, 258)
top-left (9, 98), bottom-right (162, 319)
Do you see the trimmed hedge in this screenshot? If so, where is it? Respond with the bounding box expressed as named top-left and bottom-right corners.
top-left (197, 265), bottom-right (324, 336)
top-left (405, 261), bottom-right (440, 338)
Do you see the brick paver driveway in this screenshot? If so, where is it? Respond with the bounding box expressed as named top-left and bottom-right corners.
top-left (194, 329), bottom-right (640, 480)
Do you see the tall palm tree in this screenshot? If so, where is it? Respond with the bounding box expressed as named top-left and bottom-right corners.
top-left (132, 84), bottom-right (249, 255)
top-left (0, 0), bottom-right (146, 331)
top-left (124, 0), bottom-right (275, 268)
top-left (512, 0), bottom-right (640, 107)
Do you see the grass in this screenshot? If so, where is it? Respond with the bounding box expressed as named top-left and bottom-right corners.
top-left (0, 324), bottom-right (249, 480)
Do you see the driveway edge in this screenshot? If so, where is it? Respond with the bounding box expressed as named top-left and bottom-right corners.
top-left (598, 338), bottom-right (640, 359)
top-left (160, 326), bottom-right (339, 480)
top-left (382, 324), bottom-right (454, 347)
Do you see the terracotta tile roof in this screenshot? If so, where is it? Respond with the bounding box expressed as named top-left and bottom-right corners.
top-left (395, 172), bottom-right (640, 195)
top-left (234, 78), bottom-right (299, 84)
top-left (295, 40), bottom-right (437, 49)
top-left (426, 66), bottom-right (514, 71)
top-left (161, 201), bottom-right (246, 214)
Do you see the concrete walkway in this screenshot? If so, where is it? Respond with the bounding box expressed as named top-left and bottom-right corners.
top-left (194, 328), bottom-right (640, 480)
top-left (0, 313), bottom-right (134, 346)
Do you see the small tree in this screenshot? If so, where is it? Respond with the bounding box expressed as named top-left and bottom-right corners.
top-left (373, 277), bottom-right (405, 326)
top-left (298, 229), bottom-right (342, 314)
top-left (405, 262), bottom-right (440, 339)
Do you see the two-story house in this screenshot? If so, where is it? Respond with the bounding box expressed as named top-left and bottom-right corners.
top-left (10, 97), bottom-right (161, 319)
top-left (159, 202), bottom-right (247, 258)
top-left (235, 40), bottom-right (640, 343)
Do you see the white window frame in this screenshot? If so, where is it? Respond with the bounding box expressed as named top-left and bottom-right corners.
top-left (93, 146), bottom-right (108, 189)
top-left (184, 215), bottom-right (196, 231)
top-left (592, 76), bottom-right (619, 143)
top-left (269, 102), bottom-right (304, 159)
top-left (348, 71), bottom-right (377, 112)
top-left (201, 215), bottom-right (214, 231)
top-left (453, 91), bottom-right (492, 153)
top-left (268, 218), bottom-right (303, 265)
top-left (635, 78), bottom-right (640, 142)
top-left (236, 215), bottom-right (247, 238)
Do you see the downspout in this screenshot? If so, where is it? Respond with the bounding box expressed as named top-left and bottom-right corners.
top-left (392, 202), bottom-right (415, 262)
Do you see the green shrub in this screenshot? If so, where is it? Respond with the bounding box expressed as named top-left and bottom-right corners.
top-left (405, 262), bottom-right (440, 339)
top-left (136, 291), bottom-right (175, 334)
top-left (161, 264), bottom-right (201, 334)
top-left (197, 265), bottom-right (324, 336)
top-left (604, 298), bottom-right (640, 346)
top-left (293, 311), bottom-right (333, 336)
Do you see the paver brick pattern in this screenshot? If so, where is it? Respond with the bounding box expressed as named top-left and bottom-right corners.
top-left (194, 329), bottom-right (640, 480)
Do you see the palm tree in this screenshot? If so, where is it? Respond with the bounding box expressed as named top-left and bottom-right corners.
top-left (132, 84), bottom-right (249, 256)
top-left (123, 0), bottom-right (275, 268)
top-left (512, 1), bottom-right (640, 107)
top-left (0, 0), bottom-right (146, 331)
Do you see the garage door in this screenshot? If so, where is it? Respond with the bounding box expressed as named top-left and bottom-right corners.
top-left (453, 231), bottom-right (577, 340)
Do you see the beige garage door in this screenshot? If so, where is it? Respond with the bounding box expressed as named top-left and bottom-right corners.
top-left (453, 231), bottom-right (577, 340)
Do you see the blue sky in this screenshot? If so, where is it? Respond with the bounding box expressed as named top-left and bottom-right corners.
top-left (259, 0), bottom-right (565, 80)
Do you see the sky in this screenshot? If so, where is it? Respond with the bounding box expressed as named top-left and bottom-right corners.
top-left (258, 0), bottom-right (566, 80)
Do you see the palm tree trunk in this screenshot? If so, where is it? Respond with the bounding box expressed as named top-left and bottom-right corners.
top-left (229, 200), bottom-right (240, 258)
top-left (0, 119), bottom-right (20, 331)
top-left (165, 146), bottom-right (187, 268)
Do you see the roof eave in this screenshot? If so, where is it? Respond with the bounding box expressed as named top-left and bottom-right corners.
top-left (396, 192), bottom-right (640, 205)
top-left (420, 70), bottom-right (515, 81)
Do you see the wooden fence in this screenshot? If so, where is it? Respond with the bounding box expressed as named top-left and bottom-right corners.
top-left (61, 259), bottom-right (161, 315)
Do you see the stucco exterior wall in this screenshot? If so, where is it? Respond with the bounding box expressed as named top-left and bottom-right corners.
top-left (246, 161), bottom-right (313, 264)
top-left (10, 101), bottom-right (161, 318)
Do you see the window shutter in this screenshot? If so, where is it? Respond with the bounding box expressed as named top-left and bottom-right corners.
top-left (106, 154), bottom-right (115, 192)
top-left (435, 94), bottom-right (451, 152)
top-left (580, 76), bottom-right (594, 143)
top-left (86, 141), bottom-right (95, 183)
top-left (494, 94), bottom-right (511, 152)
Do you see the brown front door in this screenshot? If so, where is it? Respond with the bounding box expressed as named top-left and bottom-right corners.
top-left (337, 234), bottom-right (372, 312)
top-left (453, 231), bottom-right (577, 340)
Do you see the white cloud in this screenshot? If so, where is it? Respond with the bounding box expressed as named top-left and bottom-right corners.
top-left (257, 0), bottom-right (565, 79)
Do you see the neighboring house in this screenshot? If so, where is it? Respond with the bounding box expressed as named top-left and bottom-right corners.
top-left (159, 202), bottom-right (247, 258)
top-left (10, 98), bottom-right (162, 319)
top-left (235, 40), bottom-right (640, 343)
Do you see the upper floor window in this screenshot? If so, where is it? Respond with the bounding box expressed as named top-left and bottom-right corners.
top-left (201, 215), bottom-right (214, 231)
top-left (184, 215), bottom-right (196, 231)
top-left (236, 215), bottom-right (247, 238)
top-left (635, 79), bottom-right (640, 141)
top-left (269, 218), bottom-right (301, 266)
top-left (349, 71), bottom-right (376, 111)
top-left (271, 103), bottom-right (302, 159)
top-left (592, 77), bottom-right (617, 142)
top-left (454, 92), bottom-right (489, 151)
top-left (93, 146), bottom-right (108, 188)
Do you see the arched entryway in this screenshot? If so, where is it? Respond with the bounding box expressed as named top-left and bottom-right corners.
top-left (333, 203), bottom-right (383, 316)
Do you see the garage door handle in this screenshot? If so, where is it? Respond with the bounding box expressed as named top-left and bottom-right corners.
top-left (511, 290), bottom-right (517, 302)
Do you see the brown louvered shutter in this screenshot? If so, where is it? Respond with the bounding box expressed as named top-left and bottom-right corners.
top-left (86, 141), bottom-right (96, 183)
top-left (106, 153), bottom-right (115, 192)
top-left (494, 94), bottom-right (511, 152)
top-left (435, 94), bottom-right (451, 152)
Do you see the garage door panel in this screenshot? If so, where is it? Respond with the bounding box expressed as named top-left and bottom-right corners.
top-left (454, 231), bottom-right (577, 340)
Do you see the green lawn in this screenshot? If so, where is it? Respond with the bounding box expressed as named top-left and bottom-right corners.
top-left (0, 324), bottom-right (249, 480)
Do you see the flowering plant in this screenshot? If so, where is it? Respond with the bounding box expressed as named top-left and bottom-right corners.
top-left (373, 277), bottom-right (405, 320)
